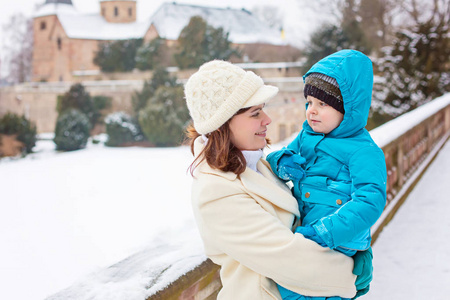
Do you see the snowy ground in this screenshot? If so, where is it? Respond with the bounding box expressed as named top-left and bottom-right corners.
top-left (0, 139), bottom-right (203, 300)
top-left (364, 139), bottom-right (450, 300)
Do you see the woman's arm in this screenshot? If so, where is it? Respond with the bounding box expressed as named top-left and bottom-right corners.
top-left (192, 174), bottom-right (357, 298)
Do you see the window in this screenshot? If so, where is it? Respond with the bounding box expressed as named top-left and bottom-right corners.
top-left (128, 7), bottom-right (132, 17)
top-left (40, 21), bottom-right (46, 30)
top-left (114, 7), bottom-right (119, 16)
top-left (57, 37), bottom-right (62, 50)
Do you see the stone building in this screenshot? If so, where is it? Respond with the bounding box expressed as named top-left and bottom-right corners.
top-left (32, 0), bottom-right (298, 82)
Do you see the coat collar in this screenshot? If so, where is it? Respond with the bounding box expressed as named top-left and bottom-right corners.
top-left (240, 159), bottom-right (299, 217)
top-left (193, 137), bottom-right (299, 216)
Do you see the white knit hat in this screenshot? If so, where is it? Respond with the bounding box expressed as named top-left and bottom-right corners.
top-left (184, 60), bottom-right (278, 134)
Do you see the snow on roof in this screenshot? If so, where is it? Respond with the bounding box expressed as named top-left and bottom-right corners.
top-left (33, 3), bottom-right (148, 40)
top-left (58, 13), bottom-right (148, 40)
top-left (33, 1), bottom-right (284, 44)
top-left (45, 0), bottom-right (73, 4)
top-left (33, 3), bottom-right (78, 18)
top-left (149, 2), bottom-right (285, 45)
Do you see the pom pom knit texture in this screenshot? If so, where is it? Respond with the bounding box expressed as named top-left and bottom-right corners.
top-left (185, 60), bottom-right (277, 134)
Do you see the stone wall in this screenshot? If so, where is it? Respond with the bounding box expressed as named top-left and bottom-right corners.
top-left (0, 66), bottom-right (306, 143)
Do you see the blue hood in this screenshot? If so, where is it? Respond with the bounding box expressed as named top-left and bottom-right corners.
top-left (303, 50), bottom-right (373, 138)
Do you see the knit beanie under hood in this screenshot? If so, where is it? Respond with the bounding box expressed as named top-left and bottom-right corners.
top-left (304, 72), bottom-right (344, 114)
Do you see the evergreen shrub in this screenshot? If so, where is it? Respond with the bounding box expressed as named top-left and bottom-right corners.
top-left (131, 67), bottom-right (178, 115)
top-left (105, 112), bottom-right (144, 147)
top-left (138, 86), bottom-right (190, 147)
top-left (0, 112), bottom-right (37, 153)
top-left (175, 16), bottom-right (239, 69)
top-left (373, 18), bottom-right (450, 117)
top-left (57, 83), bottom-right (111, 127)
top-left (94, 39), bottom-right (144, 72)
top-left (54, 109), bottom-right (91, 151)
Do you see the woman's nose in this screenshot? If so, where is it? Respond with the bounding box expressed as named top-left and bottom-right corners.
top-left (262, 111), bottom-right (271, 126)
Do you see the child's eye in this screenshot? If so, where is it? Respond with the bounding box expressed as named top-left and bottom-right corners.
top-left (251, 112), bottom-right (260, 117)
top-left (320, 102), bottom-right (328, 107)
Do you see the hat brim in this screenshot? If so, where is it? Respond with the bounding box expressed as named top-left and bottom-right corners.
top-left (242, 84), bottom-right (278, 108)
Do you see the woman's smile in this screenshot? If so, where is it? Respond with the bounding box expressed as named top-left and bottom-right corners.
top-left (255, 129), bottom-right (267, 137)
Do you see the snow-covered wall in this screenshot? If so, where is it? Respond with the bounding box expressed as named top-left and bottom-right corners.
top-left (371, 93), bottom-right (450, 148)
top-left (149, 94), bottom-right (450, 299)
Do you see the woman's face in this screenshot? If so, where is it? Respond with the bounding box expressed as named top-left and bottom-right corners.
top-left (229, 104), bottom-right (272, 151)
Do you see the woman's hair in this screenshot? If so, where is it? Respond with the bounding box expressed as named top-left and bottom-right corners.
top-left (186, 107), bottom-right (269, 176)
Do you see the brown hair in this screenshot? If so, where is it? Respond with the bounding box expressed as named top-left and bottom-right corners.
top-left (186, 107), bottom-right (269, 176)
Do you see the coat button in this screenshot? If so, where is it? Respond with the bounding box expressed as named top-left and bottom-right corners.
top-left (305, 192), bottom-right (310, 198)
top-left (336, 199), bottom-right (343, 205)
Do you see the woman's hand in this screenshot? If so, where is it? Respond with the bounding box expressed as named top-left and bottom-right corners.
top-left (352, 247), bottom-right (373, 299)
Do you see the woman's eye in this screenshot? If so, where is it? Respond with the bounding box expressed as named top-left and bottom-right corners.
top-left (252, 112), bottom-right (260, 117)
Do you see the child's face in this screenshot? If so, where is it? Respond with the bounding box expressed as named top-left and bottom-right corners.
top-left (306, 96), bottom-right (344, 134)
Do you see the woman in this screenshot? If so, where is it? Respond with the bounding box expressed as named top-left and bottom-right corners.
top-left (185, 60), bottom-right (371, 300)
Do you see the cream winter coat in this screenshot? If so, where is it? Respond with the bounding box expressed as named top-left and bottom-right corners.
top-left (191, 137), bottom-right (357, 300)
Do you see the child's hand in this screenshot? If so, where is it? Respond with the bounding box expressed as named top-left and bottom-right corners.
top-left (352, 248), bottom-right (373, 299)
top-left (295, 225), bottom-right (327, 247)
top-left (278, 154), bottom-right (306, 181)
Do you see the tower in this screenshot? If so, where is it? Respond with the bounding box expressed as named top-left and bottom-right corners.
top-left (100, 0), bottom-right (137, 23)
top-left (32, 0), bottom-right (76, 82)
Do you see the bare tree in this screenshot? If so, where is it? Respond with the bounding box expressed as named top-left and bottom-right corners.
top-left (251, 5), bottom-right (284, 30)
top-left (2, 13), bottom-right (33, 84)
top-left (393, 0), bottom-right (450, 26)
top-left (294, 0), bottom-right (444, 53)
top-left (295, 0), bottom-right (347, 24)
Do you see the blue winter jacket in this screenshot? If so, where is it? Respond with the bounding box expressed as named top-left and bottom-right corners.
top-left (267, 50), bottom-right (387, 252)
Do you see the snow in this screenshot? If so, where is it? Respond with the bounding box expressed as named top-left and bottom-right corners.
top-left (0, 141), bottom-right (202, 300)
top-left (33, 3), bottom-right (78, 18)
top-left (150, 3), bottom-right (284, 45)
top-left (370, 93), bottom-right (450, 148)
top-left (33, 4), bottom-right (148, 40)
top-left (57, 13), bottom-right (149, 40)
top-left (1, 95), bottom-right (449, 299)
top-left (364, 135), bottom-right (450, 299)
top-left (30, 1), bottom-right (283, 43)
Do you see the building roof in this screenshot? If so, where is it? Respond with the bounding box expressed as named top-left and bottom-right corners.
top-left (33, 1), bottom-right (284, 44)
top-left (33, 3), bottom-right (147, 40)
top-left (45, 0), bottom-right (73, 4)
top-left (34, 3), bottom-right (77, 18)
top-left (149, 3), bottom-right (284, 45)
